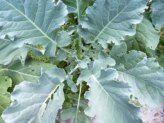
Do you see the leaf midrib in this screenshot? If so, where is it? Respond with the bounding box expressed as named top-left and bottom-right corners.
top-left (93, 1), bottom-right (131, 42)
top-left (91, 75), bottom-right (113, 100)
top-left (3, 0), bottom-right (57, 45)
top-left (0, 68), bottom-right (38, 78)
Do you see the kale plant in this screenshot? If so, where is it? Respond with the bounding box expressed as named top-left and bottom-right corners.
top-left (0, 0), bottom-right (163, 123)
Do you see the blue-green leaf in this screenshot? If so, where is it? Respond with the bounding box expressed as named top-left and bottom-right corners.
top-left (126, 17), bottom-right (160, 50)
top-left (152, 0), bottom-right (164, 30)
top-left (0, 0), bottom-right (69, 65)
top-left (111, 44), bottom-right (164, 106)
top-left (66, 75), bottom-right (77, 92)
top-left (77, 54), bottom-right (115, 84)
top-left (0, 39), bottom-right (28, 65)
top-left (80, 0), bottom-right (147, 47)
top-left (62, 0), bottom-right (91, 19)
top-left (60, 107), bottom-right (91, 123)
top-left (0, 60), bottom-right (55, 85)
top-left (85, 69), bottom-right (142, 123)
top-left (118, 55), bottom-right (164, 106)
top-left (2, 68), bottom-right (66, 123)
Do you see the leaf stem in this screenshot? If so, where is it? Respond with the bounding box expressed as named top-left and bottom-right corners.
top-left (75, 0), bottom-right (83, 60)
top-left (74, 82), bottom-right (82, 123)
top-left (68, 65), bottom-right (79, 75)
top-left (76, 38), bottom-right (83, 60)
top-left (76, 0), bottom-right (80, 23)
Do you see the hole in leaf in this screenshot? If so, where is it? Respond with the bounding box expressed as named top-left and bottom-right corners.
top-left (31, 69), bottom-right (35, 72)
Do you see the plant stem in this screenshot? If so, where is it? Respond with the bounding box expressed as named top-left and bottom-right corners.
top-left (76, 38), bottom-right (83, 59)
top-left (68, 65), bottom-right (79, 75)
top-left (76, 0), bottom-right (80, 23)
top-left (74, 82), bottom-right (82, 123)
top-left (75, 0), bottom-right (83, 60)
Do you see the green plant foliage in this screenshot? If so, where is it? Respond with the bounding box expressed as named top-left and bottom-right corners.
top-left (2, 68), bottom-right (65, 123)
top-left (62, 0), bottom-right (91, 18)
top-left (0, 0), bottom-right (164, 123)
top-left (0, 0), bottom-right (69, 65)
top-left (0, 76), bottom-right (12, 115)
top-left (125, 17), bottom-right (160, 50)
top-left (0, 60), bottom-right (55, 85)
top-left (111, 44), bottom-right (164, 106)
top-left (79, 0), bottom-right (147, 47)
top-left (0, 117), bottom-right (4, 123)
top-left (84, 69), bottom-right (142, 123)
top-left (152, 0), bottom-right (164, 30)
top-left (60, 107), bottom-right (91, 123)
